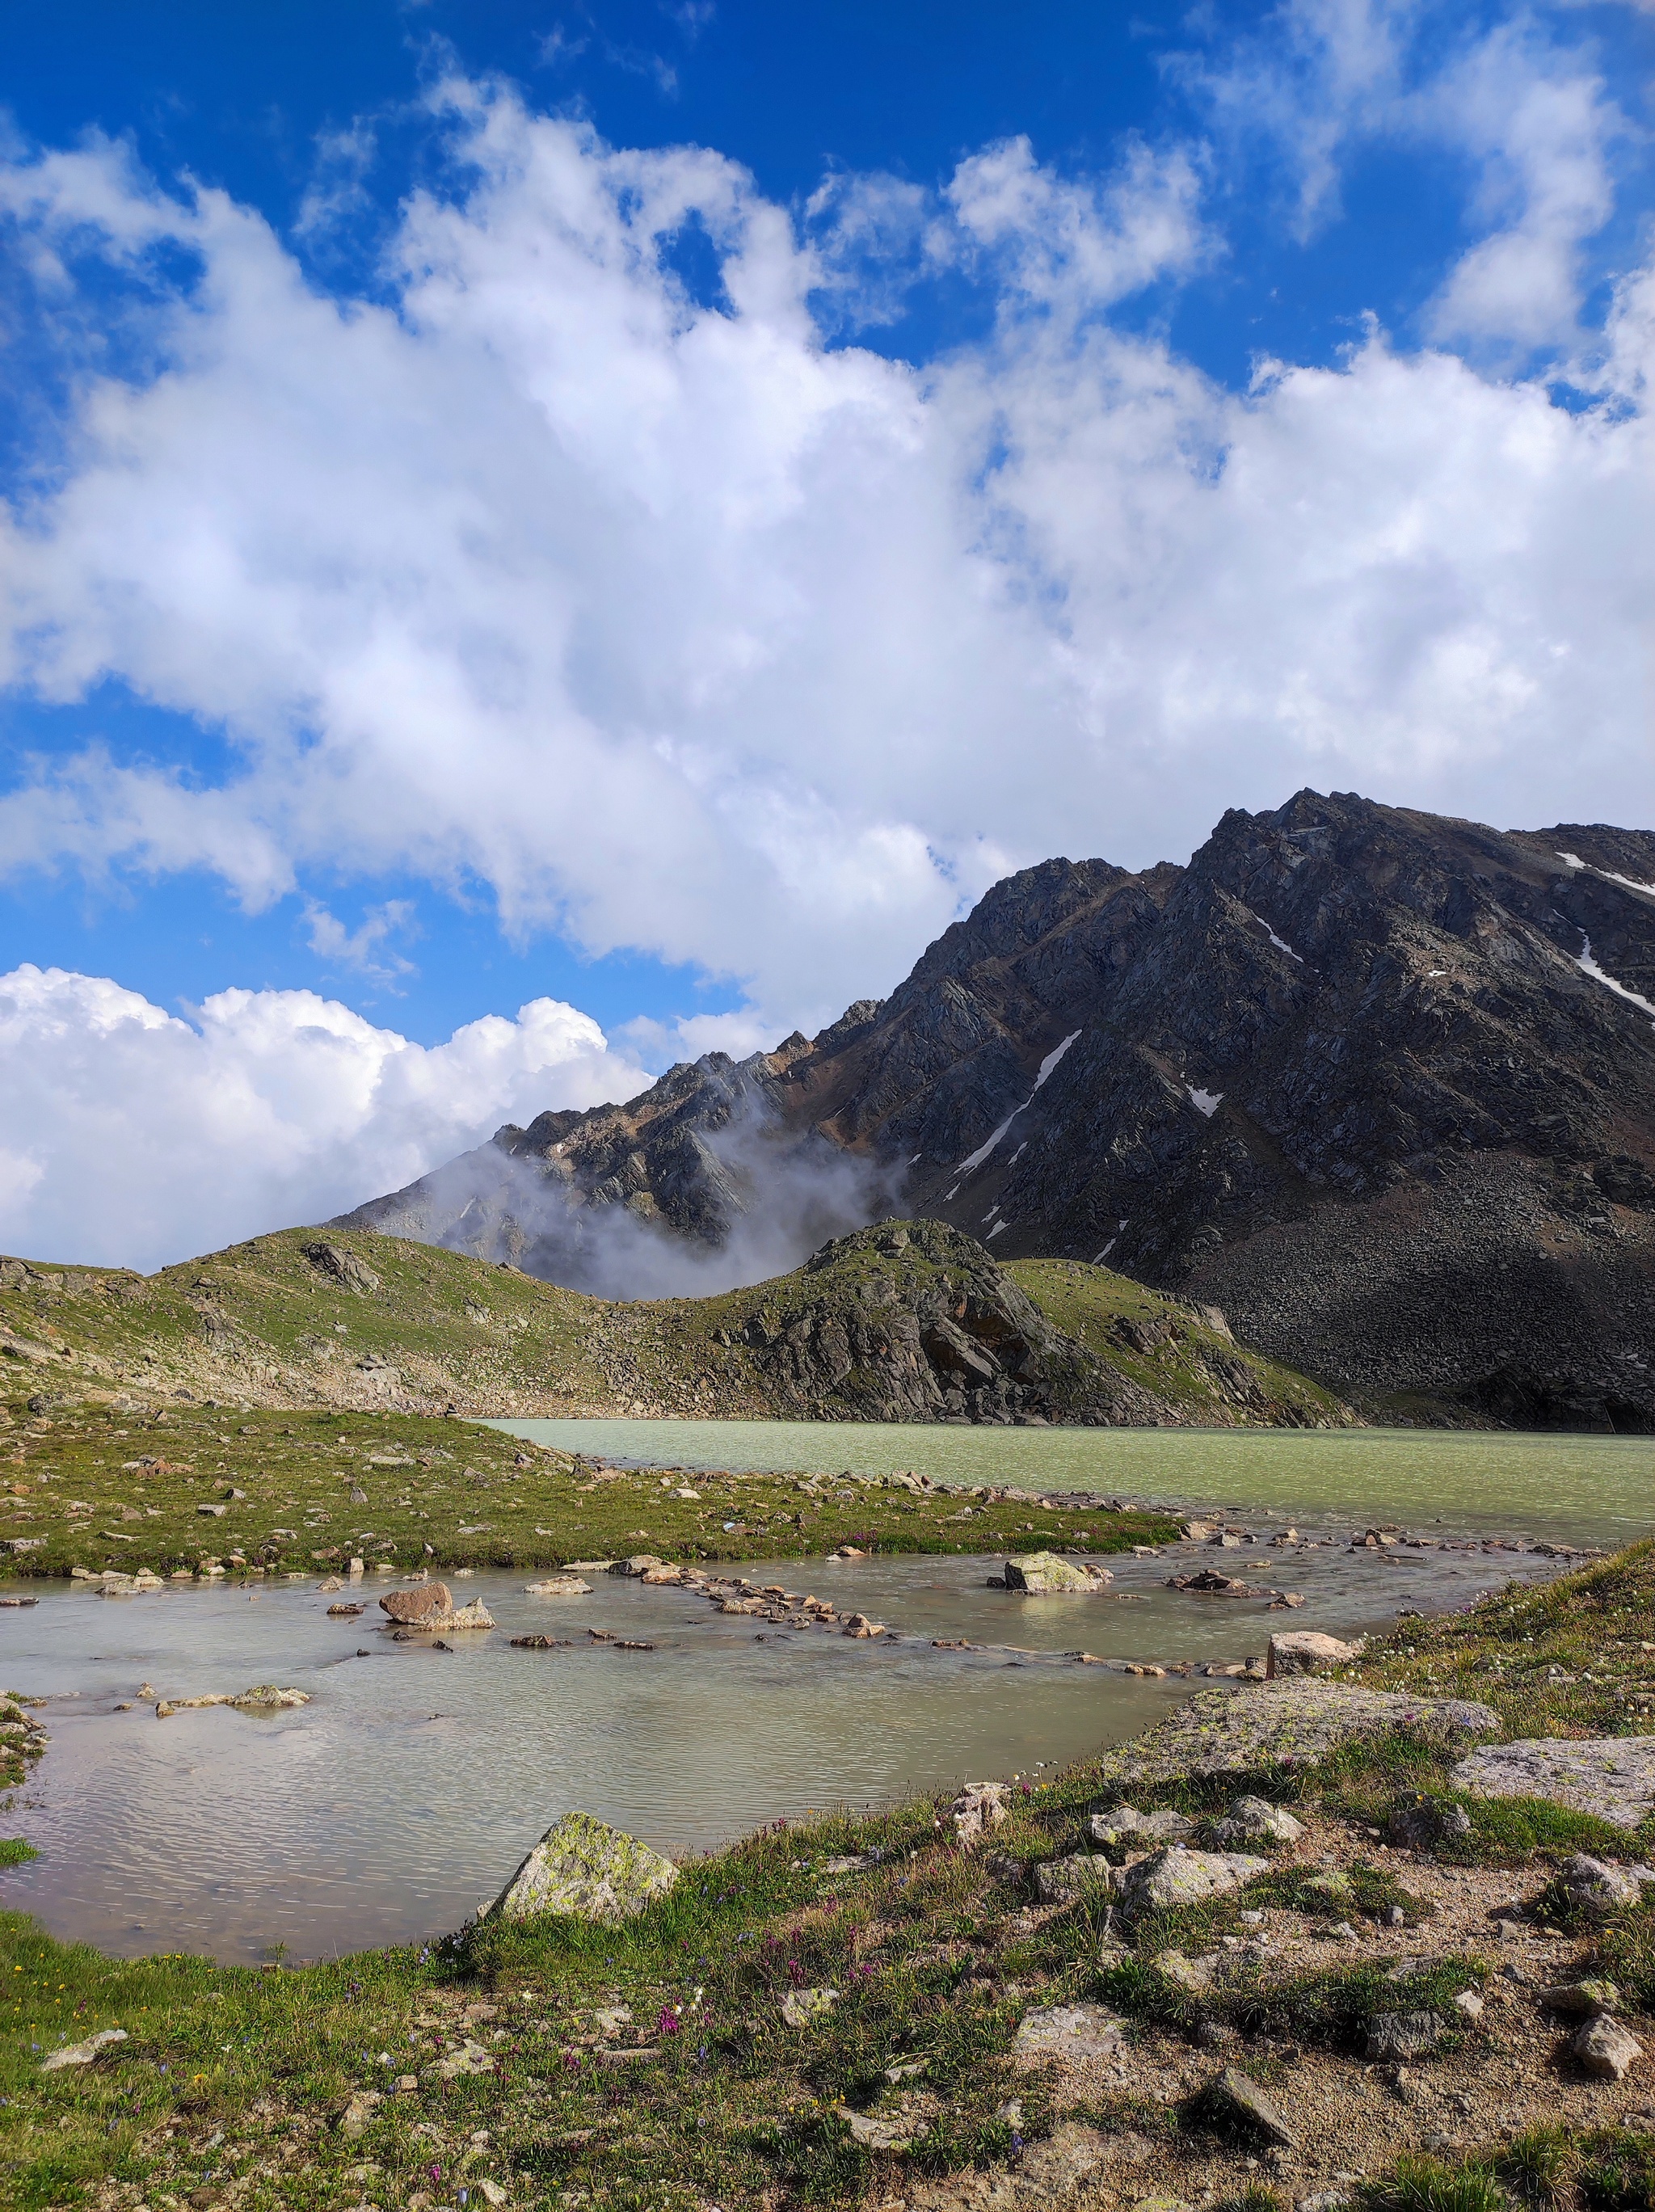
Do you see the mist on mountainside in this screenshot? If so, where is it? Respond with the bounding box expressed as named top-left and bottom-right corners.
top-left (379, 1101), bottom-right (905, 1301)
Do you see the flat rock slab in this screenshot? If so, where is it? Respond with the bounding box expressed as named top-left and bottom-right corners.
top-left (1014, 2003), bottom-right (1123, 2061)
top-left (1451, 1737), bottom-right (1655, 1830)
top-left (1093, 1679), bottom-right (1499, 1788)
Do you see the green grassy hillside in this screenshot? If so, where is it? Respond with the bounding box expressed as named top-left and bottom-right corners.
top-left (0, 1220), bottom-right (1349, 1427)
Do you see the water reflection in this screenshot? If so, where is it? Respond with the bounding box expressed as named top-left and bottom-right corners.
top-left (0, 1532), bottom-right (1565, 1965)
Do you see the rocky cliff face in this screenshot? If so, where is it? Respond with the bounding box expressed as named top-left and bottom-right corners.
top-left (338, 791), bottom-right (1655, 1426)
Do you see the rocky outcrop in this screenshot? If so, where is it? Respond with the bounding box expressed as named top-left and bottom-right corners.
top-left (1093, 1678), bottom-right (1500, 1789)
top-left (1451, 1736), bottom-right (1655, 1829)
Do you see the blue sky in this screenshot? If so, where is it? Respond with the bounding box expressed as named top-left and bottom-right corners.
top-left (1, 0), bottom-right (1653, 1265)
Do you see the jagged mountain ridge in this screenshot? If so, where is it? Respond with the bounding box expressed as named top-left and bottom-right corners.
top-left (337, 790), bottom-right (1655, 1426)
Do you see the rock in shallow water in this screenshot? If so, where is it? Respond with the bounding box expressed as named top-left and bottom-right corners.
top-left (1003, 1552), bottom-right (1114, 1594)
top-left (379, 1582), bottom-right (453, 1625)
top-left (484, 1810), bottom-right (677, 1923)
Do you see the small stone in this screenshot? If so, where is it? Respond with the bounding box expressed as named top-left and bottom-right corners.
top-left (341, 2089), bottom-right (382, 2137)
top-left (1090, 1805), bottom-right (1195, 1846)
top-left (1365, 2011), bottom-right (1444, 2061)
top-left (1118, 1846), bottom-right (1270, 1919)
top-left (1495, 1918), bottom-right (1526, 1940)
top-left (1035, 1854), bottom-right (1114, 1905)
top-left (836, 2107), bottom-right (913, 2150)
top-left (781, 1986), bottom-right (838, 2028)
top-left (1451, 1990), bottom-right (1484, 2020)
top-left (842, 1614), bottom-right (886, 1638)
top-left (1210, 2067), bottom-right (1297, 2146)
top-left (1559, 1853), bottom-right (1645, 1915)
top-left (1539, 1978), bottom-right (1620, 2016)
top-left (1388, 1797), bottom-right (1474, 1852)
top-left (1210, 1795), bottom-right (1304, 1845)
top-left (524, 1577), bottom-right (593, 1596)
top-left (448, 1600), bottom-right (495, 1629)
top-left (1152, 1949), bottom-right (1215, 1995)
top-left (436, 2040), bottom-right (495, 2079)
top-left (1574, 2014), bottom-right (1644, 2081)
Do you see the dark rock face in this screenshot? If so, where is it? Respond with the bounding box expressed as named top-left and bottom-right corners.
top-left (339, 789), bottom-right (1655, 1425)
top-left (718, 1220), bottom-right (1169, 1426)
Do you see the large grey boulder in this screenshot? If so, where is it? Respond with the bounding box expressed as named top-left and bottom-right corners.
top-left (1451, 1737), bottom-right (1655, 1830)
top-left (1094, 1679), bottom-right (1498, 1790)
top-left (485, 1811), bottom-right (678, 1923)
top-left (1004, 1552), bottom-right (1114, 1594)
top-left (1117, 1846), bottom-right (1269, 1918)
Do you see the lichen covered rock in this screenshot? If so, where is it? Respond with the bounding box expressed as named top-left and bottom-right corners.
top-left (1004, 1552), bottom-right (1114, 1594)
top-left (485, 1810), bottom-right (678, 1923)
top-left (1093, 1679), bottom-right (1498, 1790)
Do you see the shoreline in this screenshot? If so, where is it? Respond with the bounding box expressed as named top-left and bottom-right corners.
top-left (2, 1542), bottom-right (1655, 2206)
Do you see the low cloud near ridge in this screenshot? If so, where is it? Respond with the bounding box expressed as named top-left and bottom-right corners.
top-left (0, 967), bottom-right (647, 1273)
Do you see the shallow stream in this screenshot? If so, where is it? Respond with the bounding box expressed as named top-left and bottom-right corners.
top-left (1, 1454), bottom-right (1637, 1962)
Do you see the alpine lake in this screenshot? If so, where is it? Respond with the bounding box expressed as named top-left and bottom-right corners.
top-left (2, 1420), bottom-right (1650, 1964)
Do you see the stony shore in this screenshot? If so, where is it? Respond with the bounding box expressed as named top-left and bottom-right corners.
top-left (2, 1521), bottom-right (1654, 2211)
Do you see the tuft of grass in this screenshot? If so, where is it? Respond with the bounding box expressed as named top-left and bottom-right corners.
top-left (0, 1840), bottom-right (37, 1867)
top-left (1498, 2126), bottom-right (1574, 2207)
top-left (1362, 2154), bottom-right (1506, 2212)
top-left (1249, 1860), bottom-right (1435, 1926)
top-left (1577, 2130), bottom-right (1655, 2212)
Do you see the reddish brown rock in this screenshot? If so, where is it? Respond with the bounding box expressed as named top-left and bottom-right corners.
top-left (379, 1582), bottom-right (453, 1625)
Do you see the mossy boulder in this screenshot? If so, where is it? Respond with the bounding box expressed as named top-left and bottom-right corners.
top-left (485, 1811), bottom-right (678, 1923)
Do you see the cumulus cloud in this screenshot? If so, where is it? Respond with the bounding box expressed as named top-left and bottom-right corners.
top-left (0, 9), bottom-right (1647, 1098)
top-left (0, 967), bottom-right (647, 1271)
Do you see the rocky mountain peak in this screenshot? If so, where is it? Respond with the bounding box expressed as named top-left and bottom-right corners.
top-left (335, 789), bottom-right (1655, 1426)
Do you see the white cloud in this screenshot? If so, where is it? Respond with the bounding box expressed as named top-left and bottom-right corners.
top-left (0, 42), bottom-right (1649, 1066)
top-left (0, 967), bottom-right (646, 1271)
top-left (301, 898), bottom-right (417, 987)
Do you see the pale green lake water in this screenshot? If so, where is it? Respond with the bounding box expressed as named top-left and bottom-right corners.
top-left (490, 1419), bottom-right (1655, 1548)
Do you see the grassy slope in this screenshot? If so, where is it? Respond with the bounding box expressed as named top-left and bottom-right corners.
top-left (1004, 1258), bottom-right (1349, 1426)
top-left (0, 1395), bottom-right (1177, 1584)
top-left (2, 1546), bottom-right (1653, 2208)
top-left (0, 1225), bottom-right (1347, 1428)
